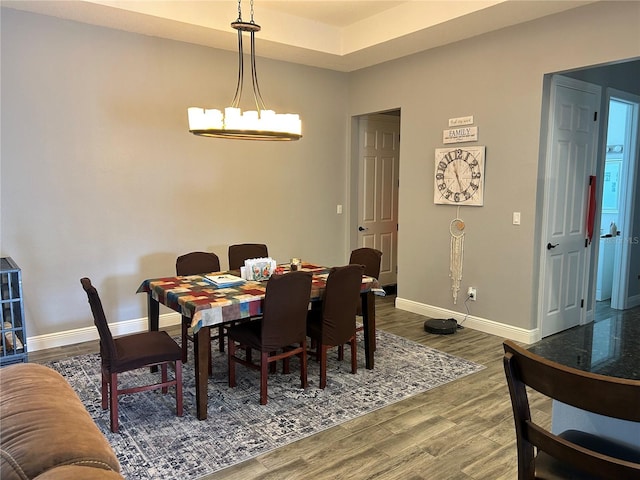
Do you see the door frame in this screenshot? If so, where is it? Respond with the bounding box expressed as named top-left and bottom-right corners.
top-left (603, 88), bottom-right (640, 310)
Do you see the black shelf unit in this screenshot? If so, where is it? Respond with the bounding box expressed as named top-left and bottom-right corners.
top-left (1, 257), bottom-right (27, 366)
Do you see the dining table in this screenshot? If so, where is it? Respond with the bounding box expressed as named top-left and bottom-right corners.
top-left (137, 263), bottom-right (385, 420)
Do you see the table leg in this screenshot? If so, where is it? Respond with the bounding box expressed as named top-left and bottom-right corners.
top-left (194, 326), bottom-right (210, 420)
top-left (147, 294), bottom-right (159, 332)
top-left (361, 291), bottom-right (376, 369)
top-left (148, 295), bottom-right (160, 373)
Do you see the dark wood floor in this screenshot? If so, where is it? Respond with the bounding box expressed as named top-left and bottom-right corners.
top-left (30, 295), bottom-right (551, 479)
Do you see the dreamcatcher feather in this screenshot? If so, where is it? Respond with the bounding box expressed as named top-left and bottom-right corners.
top-left (449, 207), bottom-right (465, 304)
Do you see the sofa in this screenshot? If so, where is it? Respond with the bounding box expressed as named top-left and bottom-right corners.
top-left (0, 363), bottom-right (124, 480)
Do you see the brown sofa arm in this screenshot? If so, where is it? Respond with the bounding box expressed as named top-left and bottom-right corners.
top-left (0, 363), bottom-right (123, 480)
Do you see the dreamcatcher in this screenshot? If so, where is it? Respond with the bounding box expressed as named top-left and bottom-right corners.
top-left (449, 207), bottom-right (465, 304)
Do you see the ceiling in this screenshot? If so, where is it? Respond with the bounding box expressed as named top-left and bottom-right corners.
top-left (1, 0), bottom-right (595, 72)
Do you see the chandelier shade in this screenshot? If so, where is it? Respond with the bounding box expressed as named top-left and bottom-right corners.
top-left (187, 1), bottom-right (302, 141)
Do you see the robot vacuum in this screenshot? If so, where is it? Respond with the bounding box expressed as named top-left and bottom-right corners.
top-left (424, 318), bottom-right (458, 335)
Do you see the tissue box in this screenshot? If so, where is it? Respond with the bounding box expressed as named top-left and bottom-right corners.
top-left (244, 257), bottom-right (277, 281)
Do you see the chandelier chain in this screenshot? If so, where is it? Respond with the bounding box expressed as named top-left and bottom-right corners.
top-left (237, 0), bottom-right (256, 24)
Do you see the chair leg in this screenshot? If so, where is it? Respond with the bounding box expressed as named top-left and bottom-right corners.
top-left (109, 372), bottom-right (119, 433)
top-left (208, 340), bottom-right (213, 376)
top-left (350, 336), bottom-right (357, 374)
top-left (101, 369), bottom-right (108, 410)
top-left (338, 345), bottom-right (344, 361)
top-left (260, 351), bottom-right (269, 405)
top-left (175, 360), bottom-right (183, 417)
top-left (218, 326), bottom-right (225, 352)
top-left (161, 364), bottom-right (168, 394)
top-left (283, 356), bottom-right (290, 374)
top-left (301, 339), bottom-right (308, 389)
top-left (181, 315), bottom-right (189, 363)
top-left (319, 345), bottom-right (328, 389)
top-left (269, 352), bottom-right (277, 374)
top-left (228, 338), bottom-right (237, 387)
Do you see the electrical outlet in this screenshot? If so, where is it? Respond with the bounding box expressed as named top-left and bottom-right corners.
top-left (467, 287), bottom-right (477, 301)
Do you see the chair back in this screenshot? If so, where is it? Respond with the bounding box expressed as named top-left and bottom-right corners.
top-left (260, 271), bottom-right (312, 351)
top-left (228, 243), bottom-right (268, 270)
top-left (349, 247), bottom-right (382, 279)
top-left (503, 339), bottom-right (640, 479)
top-left (80, 277), bottom-right (116, 367)
top-left (320, 265), bottom-right (364, 345)
top-left (176, 251), bottom-right (221, 276)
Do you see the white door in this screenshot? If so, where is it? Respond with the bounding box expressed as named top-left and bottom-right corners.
top-left (357, 114), bottom-right (400, 286)
top-left (540, 75), bottom-right (601, 338)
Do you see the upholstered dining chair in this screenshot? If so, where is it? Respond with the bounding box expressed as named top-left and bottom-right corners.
top-left (503, 340), bottom-right (640, 479)
top-left (349, 247), bottom-right (382, 280)
top-left (176, 251), bottom-right (223, 371)
top-left (307, 264), bottom-right (364, 389)
top-left (227, 271), bottom-right (312, 404)
top-left (80, 277), bottom-right (183, 433)
top-left (228, 243), bottom-right (269, 270)
top-left (349, 247), bottom-right (382, 325)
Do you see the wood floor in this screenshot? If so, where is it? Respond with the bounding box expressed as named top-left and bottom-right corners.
top-left (29, 295), bottom-right (551, 479)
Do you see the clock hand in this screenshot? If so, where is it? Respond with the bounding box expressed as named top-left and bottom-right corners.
top-left (453, 162), bottom-right (464, 191)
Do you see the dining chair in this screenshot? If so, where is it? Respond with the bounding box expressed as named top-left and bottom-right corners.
top-left (307, 264), bottom-right (364, 389)
top-left (228, 243), bottom-right (269, 270)
top-left (349, 247), bottom-right (383, 280)
top-left (176, 252), bottom-right (223, 372)
top-left (349, 247), bottom-right (382, 324)
top-left (502, 339), bottom-right (640, 479)
top-left (227, 271), bottom-right (312, 404)
top-left (80, 277), bottom-right (183, 433)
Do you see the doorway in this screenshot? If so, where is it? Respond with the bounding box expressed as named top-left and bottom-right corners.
top-left (352, 110), bottom-right (400, 287)
top-left (595, 90), bottom-right (640, 311)
top-left (538, 62), bottom-right (640, 340)
top-left (538, 75), bottom-right (600, 338)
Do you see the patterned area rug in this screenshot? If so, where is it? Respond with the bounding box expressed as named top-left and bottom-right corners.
top-left (47, 330), bottom-right (484, 479)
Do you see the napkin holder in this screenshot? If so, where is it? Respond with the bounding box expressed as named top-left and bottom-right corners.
top-left (244, 257), bottom-right (277, 281)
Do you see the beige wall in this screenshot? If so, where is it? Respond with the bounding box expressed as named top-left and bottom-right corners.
top-left (2, 2), bottom-right (639, 345)
top-left (347, 1), bottom-right (640, 334)
top-left (1, 8), bottom-right (349, 338)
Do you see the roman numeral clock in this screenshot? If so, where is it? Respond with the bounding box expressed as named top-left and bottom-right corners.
top-left (434, 146), bottom-right (485, 206)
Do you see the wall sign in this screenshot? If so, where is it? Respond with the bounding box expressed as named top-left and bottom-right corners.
top-left (448, 116), bottom-right (474, 127)
top-left (443, 126), bottom-right (478, 144)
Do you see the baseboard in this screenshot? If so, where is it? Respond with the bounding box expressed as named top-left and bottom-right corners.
top-left (626, 293), bottom-right (640, 309)
top-left (26, 312), bottom-right (182, 352)
top-left (395, 297), bottom-right (538, 345)
top-left (28, 293), bottom-right (638, 352)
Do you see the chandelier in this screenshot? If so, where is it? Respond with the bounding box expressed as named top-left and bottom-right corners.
top-left (187, 0), bottom-right (302, 141)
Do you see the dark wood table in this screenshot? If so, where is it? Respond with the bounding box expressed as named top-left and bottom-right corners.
top-left (138, 264), bottom-right (383, 419)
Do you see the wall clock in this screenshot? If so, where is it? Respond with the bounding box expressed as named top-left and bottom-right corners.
top-left (434, 146), bottom-right (485, 206)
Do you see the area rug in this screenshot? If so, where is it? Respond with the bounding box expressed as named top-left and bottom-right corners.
top-left (47, 330), bottom-right (484, 479)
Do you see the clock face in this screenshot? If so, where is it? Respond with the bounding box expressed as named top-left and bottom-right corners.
top-left (434, 146), bottom-right (485, 206)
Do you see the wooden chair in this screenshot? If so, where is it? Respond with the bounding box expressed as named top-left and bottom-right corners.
top-left (80, 277), bottom-right (183, 433)
top-left (502, 339), bottom-right (640, 479)
top-left (227, 271), bottom-right (312, 404)
top-left (228, 243), bottom-right (268, 270)
top-left (176, 252), bottom-right (223, 372)
top-left (307, 264), bottom-right (364, 389)
top-left (349, 247), bottom-right (382, 324)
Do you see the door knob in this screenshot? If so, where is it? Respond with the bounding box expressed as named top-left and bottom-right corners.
top-left (547, 242), bottom-right (559, 250)
top-left (358, 226), bottom-right (368, 232)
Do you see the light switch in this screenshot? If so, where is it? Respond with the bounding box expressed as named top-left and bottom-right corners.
top-left (513, 212), bottom-right (521, 225)
top-left (337, 205), bottom-right (343, 214)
